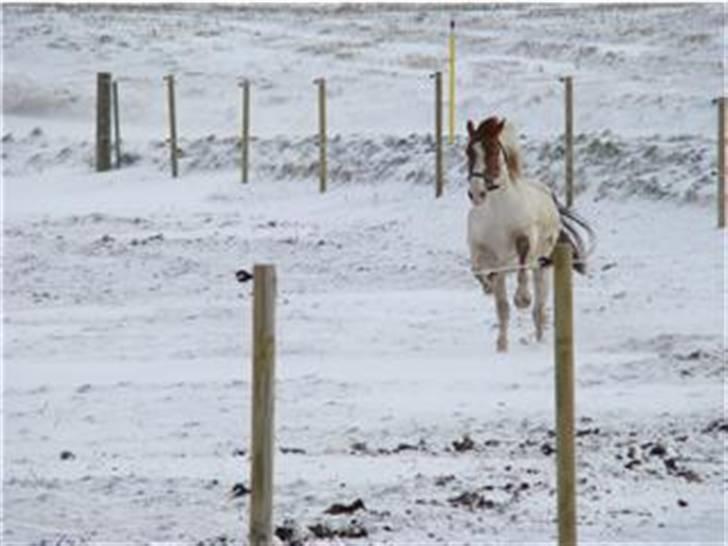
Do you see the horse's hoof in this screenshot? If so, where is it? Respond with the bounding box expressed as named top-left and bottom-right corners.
top-left (514, 292), bottom-right (532, 309)
top-left (497, 337), bottom-right (508, 352)
top-left (476, 275), bottom-right (494, 294)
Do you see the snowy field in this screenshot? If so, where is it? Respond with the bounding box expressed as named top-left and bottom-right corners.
top-left (2, 3), bottom-right (726, 544)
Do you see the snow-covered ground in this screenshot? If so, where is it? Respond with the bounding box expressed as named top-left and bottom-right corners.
top-left (2, 3), bottom-right (725, 544)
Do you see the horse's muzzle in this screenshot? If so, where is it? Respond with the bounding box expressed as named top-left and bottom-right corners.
top-left (468, 189), bottom-right (486, 203)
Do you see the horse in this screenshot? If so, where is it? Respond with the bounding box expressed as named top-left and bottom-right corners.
top-left (465, 116), bottom-right (594, 352)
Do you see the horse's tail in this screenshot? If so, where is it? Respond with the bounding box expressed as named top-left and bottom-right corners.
top-left (552, 193), bottom-right (596, 275)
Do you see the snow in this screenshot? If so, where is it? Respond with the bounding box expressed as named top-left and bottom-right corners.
top-left (2, 3), bottom-right (725, 545)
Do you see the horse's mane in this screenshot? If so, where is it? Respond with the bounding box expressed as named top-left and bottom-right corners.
top-left (475, 117), bottom-right (523, 180)
top-left (499, 120), bottom-right (523, 180)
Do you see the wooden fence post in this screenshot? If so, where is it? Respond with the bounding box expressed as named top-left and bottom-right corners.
top-left (314, 78), bottom-right (327, 193)
top-left (112, 80), bottom-right (121, 169)
top-left (554, 243), bottom-right (577, 546)
top-left (717, 97), bottom-right (725, 229)
top-left (561, 76), bottom-right (574, 208)
top-left (164, 74), bottom-right (179, 178)
top-left (431, 71), bottom-right (444, 198)
top-left (249, 264), bottom-right (277, 546)
top-left (96, 72), bottom-right (112, 172)
top-left (240, 79), bottom-right (250, 184)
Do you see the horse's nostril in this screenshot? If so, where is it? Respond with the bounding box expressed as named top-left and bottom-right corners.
top-left (467, 190), bottom-right (473, 200)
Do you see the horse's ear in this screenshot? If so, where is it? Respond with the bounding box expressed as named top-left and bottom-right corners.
top-left (467, 120), bottom-right (475, 137)
top-left (497, 118), bottom-right (506, 133)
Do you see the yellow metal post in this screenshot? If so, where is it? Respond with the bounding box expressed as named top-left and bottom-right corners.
top-left (448, 19), bottom-right (456, 145)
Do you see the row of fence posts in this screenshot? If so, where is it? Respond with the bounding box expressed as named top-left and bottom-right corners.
top-left (244, 243), bottom-right (577, 545)
top-left (95, 72), bottom-right (726, 227)
top-left (92, 76), bottom-right (723, 546)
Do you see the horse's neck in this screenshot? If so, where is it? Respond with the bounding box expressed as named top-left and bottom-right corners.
top-left (486, 176), bottom-right (523, 209)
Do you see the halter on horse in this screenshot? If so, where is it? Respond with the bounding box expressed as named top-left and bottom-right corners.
top-left (465, 116), bottom-right (595, 352)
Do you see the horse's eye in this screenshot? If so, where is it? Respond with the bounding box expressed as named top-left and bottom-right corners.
top-left (480, 191), bottom-right (486, 198)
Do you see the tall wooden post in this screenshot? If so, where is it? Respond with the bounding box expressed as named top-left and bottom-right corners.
top-left (562, 76), bottom-right (574, 208)
top-left (448, 19), bottom-right (456, 145)
top-left (240, 79), bottom-right (250, 184)
top-left (249, 264), bottom-right (277, 546)
top-left (314, 78), bottom-right (327, 193)
top-left (96, 72), bottom-right (112, 172)
top-left (431, 71), bottom-right (444, 198)
top-left (112, 80), bottom-right (121, 170)
top-left (554, 243), bottom-right (577, 546)
top-left (717, 97), bottom-right (725, 229)
top-left (164, 74), bottom-right (179, 178)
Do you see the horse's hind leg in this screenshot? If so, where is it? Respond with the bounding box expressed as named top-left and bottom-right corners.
top-left (532, 265), bottom-right (549, 341)
top-left (514, 234), bottom-right (532, 309)
top-left (494, 273), bottom-right (510, 352)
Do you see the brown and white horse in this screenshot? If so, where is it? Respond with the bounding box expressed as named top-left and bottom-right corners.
top-left (465, 116), bottom-right (593, 352)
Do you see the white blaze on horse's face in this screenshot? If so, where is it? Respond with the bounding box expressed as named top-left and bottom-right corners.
top-left (468, 142), bottom-right (488, 206)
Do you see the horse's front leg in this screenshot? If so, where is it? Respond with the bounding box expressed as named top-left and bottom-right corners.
top-left (471, 246), bottom-right (495, 295)
top-left (514, 234), bottom-right (532, 309)
top-left (494, 273), bottom-right (510, 352)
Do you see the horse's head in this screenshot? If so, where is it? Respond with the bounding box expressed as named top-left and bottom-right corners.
top-left (465, 116), bottom-right (518, 205)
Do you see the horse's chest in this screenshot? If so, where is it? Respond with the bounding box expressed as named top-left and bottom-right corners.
top-left (468, 202), bottom-right (533, 264)
top-left (469, 205), bottom-right (529, 242)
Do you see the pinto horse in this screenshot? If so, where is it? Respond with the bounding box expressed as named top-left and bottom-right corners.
top-left (466, 116), bottom-right (594, 352)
